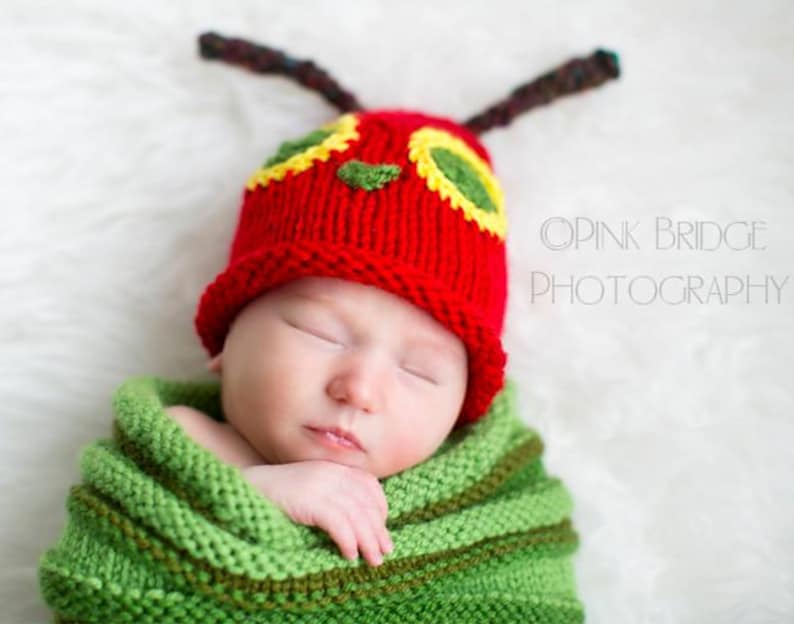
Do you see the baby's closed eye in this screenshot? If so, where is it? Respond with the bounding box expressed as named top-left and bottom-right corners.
top-left (284, 317), bottom-right (441, 384)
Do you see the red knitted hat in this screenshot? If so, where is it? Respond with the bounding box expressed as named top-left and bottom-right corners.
top-left (193, 33), bottom-right (620, 427)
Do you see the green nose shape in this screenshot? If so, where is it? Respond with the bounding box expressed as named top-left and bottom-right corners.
top-left (337, 160), bottom-right (401, 191)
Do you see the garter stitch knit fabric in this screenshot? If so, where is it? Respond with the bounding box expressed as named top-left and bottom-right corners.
top-left (37, 34), bottom-right (620, 622)
top-left (38, 375), bottom-right (585, 623)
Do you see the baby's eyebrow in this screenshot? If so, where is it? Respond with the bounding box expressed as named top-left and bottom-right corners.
top-left (404, 333), bottom-right (453, 355)
top-left (286, 291), bottom-right (344, 314)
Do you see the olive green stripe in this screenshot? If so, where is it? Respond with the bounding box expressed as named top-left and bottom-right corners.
top-left (46, 567), bottom-right (584, 624)
top-left (74, 482), bottom-right (577, 599)
top-left (112, 421), bottom-right (215, 523)
top-left (70, 484), bottom-right (577, 611)
top-left (393, 434), bottom-right (544, 527)
top-left (111, 421), bottom-right (260, 542)
top-left (114, 420), bottom-right (543, 536)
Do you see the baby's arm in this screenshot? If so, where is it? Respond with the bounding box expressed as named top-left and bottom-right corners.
top-left (165, 405), bottom-right (393, 566)
top-left (243, 460), bottom-right (393, 566)
top-left (164, 405), bottom-right (264, 468)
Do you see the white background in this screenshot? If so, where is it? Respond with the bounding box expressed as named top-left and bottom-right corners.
top-left (2, 1), bottom-right (792, 622)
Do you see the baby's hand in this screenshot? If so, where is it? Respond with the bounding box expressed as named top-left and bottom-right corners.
top-left (242, 461), bottom-right (394, 567)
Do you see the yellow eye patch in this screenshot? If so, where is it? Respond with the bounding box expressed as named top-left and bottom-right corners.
top-left (408, 127), bottom-right (507, 240)
top-left (246, 113), bottom-right (360, 190)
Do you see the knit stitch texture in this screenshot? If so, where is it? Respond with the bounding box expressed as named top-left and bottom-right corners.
top-left (38, 375), bottom-right (584, 623)
top-left (194, 109), bottom-right (510, 427)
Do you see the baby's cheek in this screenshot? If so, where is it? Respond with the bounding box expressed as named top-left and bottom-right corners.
top-left (377, 417), bottom-right (442, 476)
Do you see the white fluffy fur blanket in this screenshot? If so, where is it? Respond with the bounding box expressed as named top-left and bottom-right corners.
top-left (2, 2), bottom-right (792, 622)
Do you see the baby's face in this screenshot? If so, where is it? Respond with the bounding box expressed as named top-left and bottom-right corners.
top-left (211, 276), bottom-right (468, 479)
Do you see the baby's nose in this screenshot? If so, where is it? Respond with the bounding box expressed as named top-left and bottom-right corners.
top-left (326, 359), bottom-right (384, 414)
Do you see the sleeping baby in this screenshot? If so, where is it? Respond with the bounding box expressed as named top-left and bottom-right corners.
top-left (166, 274), bottom-right (469, 568)
top-left (38, 31), bottom-right (618, 623)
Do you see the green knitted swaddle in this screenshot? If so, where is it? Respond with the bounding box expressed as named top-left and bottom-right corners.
top-left (38, 375), bottom-right (585, 623)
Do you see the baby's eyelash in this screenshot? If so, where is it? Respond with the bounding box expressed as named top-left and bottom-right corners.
top-left (400, 366), bottom-right (437, 385)
top-left (287, 318), bottom-right (438, 383)
top-left (310, 330), bottom-right (341, 344)
top-left (287, 321), bottom-right (343, 345)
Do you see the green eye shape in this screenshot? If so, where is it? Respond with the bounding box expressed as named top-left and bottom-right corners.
top-left (264, 128), bottom-right (334, 168)
top-left (407, 126), bottom-right (507, 240)
top-left (429, 147), bottom-right (498, 214)
top-left (246, 114), bottom-right (360, 191)
top-left (337, 160), bottom-right (401, 191)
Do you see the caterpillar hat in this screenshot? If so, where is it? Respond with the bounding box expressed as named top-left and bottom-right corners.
top-left (193, 32), bottom-right (620, 426)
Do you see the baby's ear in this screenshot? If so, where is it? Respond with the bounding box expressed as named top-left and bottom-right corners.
top-left (206, 354), bottom-right (222, 374)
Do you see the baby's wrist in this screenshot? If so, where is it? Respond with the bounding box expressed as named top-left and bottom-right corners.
top-left (241, 463), bottom-right (275, 487)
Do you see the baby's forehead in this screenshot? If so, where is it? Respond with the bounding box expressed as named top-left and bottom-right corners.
top-left (283, 276), bottom-right (349, 299)
top-left (276, 276), bottom-right (393, 309)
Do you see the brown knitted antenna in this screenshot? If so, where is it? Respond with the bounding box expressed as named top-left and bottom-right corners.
top-left (198, 31), bottom-right (364, 113)
top-left (462, 49), bottom-right (620, 134)
top-left (197, 32), bottom-right (619, 133)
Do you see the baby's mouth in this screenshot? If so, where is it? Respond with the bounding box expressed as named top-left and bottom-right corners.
top-left (304, 425), bottom-right (365, 452)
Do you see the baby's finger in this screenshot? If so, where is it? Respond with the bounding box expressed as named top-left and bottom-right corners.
top-left (353, 469), bottom-right (389, 520)
top-left (346, 507), bottom-right (384, 567)
top-left (359, 499), bottom-right (393, 557)
top-left (370, 478), bottom-right (389, 520)
top-left (380, 524), bottom-right (394, 556)
top-left (318, 510), bottom-right (359, 562)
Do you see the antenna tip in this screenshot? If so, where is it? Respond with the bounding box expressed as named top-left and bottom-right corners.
top-left (594, 48), bottom-right (621, 78)
top-left (198, 31), bottom-right (224, 60)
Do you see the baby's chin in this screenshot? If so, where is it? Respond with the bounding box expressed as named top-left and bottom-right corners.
top-left (295, 430), bottom-right (431, 478)
top-left (242, 424), bottom-right (425, 478)
top-left (283, 444), bottom-right (408, 479)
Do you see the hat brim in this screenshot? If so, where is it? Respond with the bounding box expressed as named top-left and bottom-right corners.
top-left (194, 240), bottom-right (506, 425)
